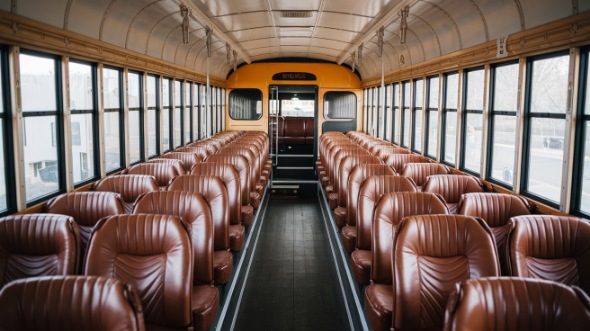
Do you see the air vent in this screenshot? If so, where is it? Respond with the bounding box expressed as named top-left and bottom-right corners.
top-left (281, 11), bottom-right (313, 18)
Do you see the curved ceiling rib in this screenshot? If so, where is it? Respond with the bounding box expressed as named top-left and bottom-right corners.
top-left (125, 0), bottom-right (164, 49)
top-left (99, 0), bottom-right (120, 42)
top-left (183, 33), bottom-right (206, 68)
top-left (514, 0), bottom-right (526, 31)
top-left (144, 12), bottom-right (176, 55)
top-left (469, 0), bottom-right (490, 41)
top-left (421, 0), bottom-right (463, 50)
top-left (410, 12), bottom-right (442, 57)
top-left (63, 0), bottom-right (74, 29)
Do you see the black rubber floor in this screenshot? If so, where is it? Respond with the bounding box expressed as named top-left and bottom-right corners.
top-left (233, 197), bottom-right (350, 331)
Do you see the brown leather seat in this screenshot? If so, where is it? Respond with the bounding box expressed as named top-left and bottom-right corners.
top-left (368, 142), bottom-right (393, 155)
top-left (365, 214), bottom-right (500, 331)
top-left (205, 155), bottom-right (254, 227)
top-left (373, 145), bottom-right (412, 161)
top-left (341, 164), bottom-right (396, 253)
top-left (0, 276), bottom-right (145, 331)
top-left (384, 153), bottom-right (429, 173)
top-left (230, 142), bottom-right (267, 189)
top-left (189, 163), bottom-right (246, 251)
top-left (161, 152), bottom-right (202, 173)
top-left (147, 158), bottom-right (186, 175)
top-left (92, 174), bottom-right (159, 213)
top-left (125, 162), bottom-right (182, 189)
top-left (350, 175), bottom-right (418, 285)
top-left (220, 146), bottom-right (261, 208)
top-left (443, 278), bottom-right (590, 331)
top-left (304, 118), bottom-right (314, 144)
top-left (364, 192), bottom-right (449, 331)
top-left (0, 214), bottom-right (79, 288)
top-left (168, 175), bottom-right (234, 284)
top-left (132, 192), bottom-right (215, 288)
top-left (507, 215), bottom-right (590, 293)
top-left (334, 155), bottom-right (382, 228)
top-left (328, 148), bottom-right (370, 209)
top-left (459, 193), bottom-right (531, 275)
top-left (84, 214), bottom-right (214, 330)
top-left (400, 162), bottom-right (451, 189)
top-left (423, 174), bottom-right (484, 213)
top-left (321, 143), bottom-right (357, 189)
top-left (283, 117), bottom-right (306, 144)
top-left (179, 145), bottom-right (215, 160)
top-left (44, 191), bottom-right (124, 259)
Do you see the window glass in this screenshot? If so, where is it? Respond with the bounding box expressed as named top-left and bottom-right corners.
top-left (129, 110), bottom-right (141, 162)
top-left (527, 117), bottom-right (566, 202)
top-left (490, 115), bottom-right (516, 185)
top-left (162, 78), bottom-right (171, 150)
top-left (488, 63), bottom-right (519, 186)
top-left (146, 75), bottom-right (157, 157)
top-left (69, 62), bottom-right (93, 110)
top-left (128, 72), bottom-right (141, 109)
top-left (173, 80), bottom-right (182, 147)
top-left (402, 109), bottom-right (410, 147)
top-left (23, 116), bottom-right (59, 201)
top-left (385, 85), bottom-right (392, 141)
top-left (444, 111), bottom-right (457, 164)
top-left (393, 83), bottom-right (399, 143)
top-left (324, 92), bottom-right (356, 119)
top-left (414, 79), bottom-right (423, 108)
top-left (103, 68), bottom-right (120, 110)
top-left (413, 79), bottom-right (424, 152)
top-left (20, 54), bottom-right (57, 112)
top-left (70, 114), bottom-right (94, 182)
top-left (426, 76), bottom-right (439, 158)
top-left (525, 54), bottom-right (569, 204)
top-left (193, 83), bottom-right (199, 140)
top-left (185, 83), bottom-right (191, 143)
top-left (462, 69), bottom-right (485, 174)
top-left (229, 89), bottom-right (263, 120)
top-left (530, 55), bottom-right (569, 114)
top-left (104, 112), bottom-right (120, 171)
top-left (445, 73), bottom-right (458, 109)
top-left (0, 120), bottom-right (6, 211)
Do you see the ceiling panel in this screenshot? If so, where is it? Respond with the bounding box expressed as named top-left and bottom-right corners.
top-left (19, 0), bottom-right (68, 29)
top-left (475, 0), bottom-right (522, 39)
top-left (319, 12), bottom-right (372, 32)
top-left (230, 27), bottom-right (276, 41)
top-left (273, 13), bottom-right (317, 27)
top-left (65, 0), bottom-right (112, 39)
top-left (278, 27), bottom-right (314, 38)
top-left (240, 38), bottom-right (278, 50)
top-left (309, 38), bottom-right (350, 51)
top-left (101, 1), bottom-right (150, 48)
top-left (411, 1), bottom-right (461, 56)
top-left (213, 12), bottom-right (271, 32)
top-left (248, 46), bottom-right (281, 57)
top-left (280, 37), bottom-right (311, 46)
top-left (437, 0), bottom-right (487, 49)
top-left (191, 0), bottom-right (268, 17)
top-left (520, 0), bottom-right (572, 29)
top-left (314, 27), bottom-right (357, 43)
top-left (268, 0), bottom-right (322, 11)
top-left (323, 0), bottom-right (391, 17)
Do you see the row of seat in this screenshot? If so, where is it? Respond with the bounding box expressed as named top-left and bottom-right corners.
top-left (317, 131), bottom-right (590, 331)
top-left (0, 130), bottom-right (271, 331)
top-left (269, 116), bottom-right (314, 145)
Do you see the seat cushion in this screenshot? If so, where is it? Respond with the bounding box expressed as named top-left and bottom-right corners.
top-left (341, 225), bottom-right (356, 253)
top-left (364, 284), bottom-right (393, 331)
top-left (192, 285), bottom-right (219, 331)
top-left (229, 224), bottom-right (245, 251)
top-left (328, 192), bottom-right (338, 210)
top-left (241, 205), bottom-right (254, 226)
top-left (334, 207), bottom-right (346, 228)
top-left (213, 251), bottom-right (233, 285)
top-left (250, 192), bottom-right (261, 209)
top-left (447, 202), bottom-right (459, 214)
top-left (351, 249), bottom-right (371, 286)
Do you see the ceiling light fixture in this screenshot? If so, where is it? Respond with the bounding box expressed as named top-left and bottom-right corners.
top-left (181, 5), bottom-right (189, 44)
top-left (400, 6), bottom-right (409, 45)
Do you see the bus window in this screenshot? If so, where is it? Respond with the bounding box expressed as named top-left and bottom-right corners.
top-left (461, 68), bottom-right (484, 175)
top-left (229, 89), bottom-right (262, 120)
top-left (324, 92), bottom-right (356, 120)
top-left (426, 76), bottom-right (439, 159)
top-left (128, 71), bottom-right (143, 163)
top-left (146, 75), bottom-right (159, 157)
top-left (412, 79), bottom-right (424, 153)
top-left (442, 72), bottom-right (459, 165)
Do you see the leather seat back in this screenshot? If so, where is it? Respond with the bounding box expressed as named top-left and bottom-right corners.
top-left (221, 146), bottom-right (257, 193)
top-left (124, 163), bottom-right (181, 188)
top-left (132, 191), bottom-right (214, 285)
top-left (283, 117), bottom-right (306, 144)
top-left (372, 192), bottom-right (449, 284)
top-left (168, 175), bottom-right (230, 251)
top-left (44, 192), bottom-right (124, 255)
top-left (92, 174), bottom-right (159, 213)
top-left (374, 145), bottom-right (412, 161)
top-left (0, 214), bottom-right (80, 288)
top-left (187, 141), bottom-right (220, 155)
top-left (443, 278), bottom-right (590, 331)
top-left (459, 193), bottom-right (531, 274)
top-left (178, 145), bottom-right (214, 160)
top-left (0, 276), bottom-right (145, 331)
top-left (85, 214), bottom-right (192, 329)
top-left (368, 143), bottom-right (393, 155)
top-left (232, 142), bottom-right (263, 177)
top-left (347, 165), bottom-right (396, 227)
top-left (205, 155), bottom-right (250, 207)
top-left (332, 148), bottom-right (369, 193)
top-left (304, 118), bottom-right (314, 144)
top-left (384, 154), bottom-right (429, 173)
top-left (400, 162), bottom-right (451, 188)
top-left (338, 155), bottom-right (382, 208)
top-left (357, 175), bottom-right (418, 251)
top-left (394, 215), bottom-right (500, 330)
top-left (146, 158), bottom-right (186, 175)
top-left (189, 162), bottom-right (242, 226)
top-left (508, 215), bottom-right (590, 293)
top-left (423, 174), bottom-right (484, 213)
top-left (160, 152), bottom-right (202, 173)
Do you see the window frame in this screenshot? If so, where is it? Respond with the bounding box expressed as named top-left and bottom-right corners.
top-left (69, 59), bottom-right (100, 187)
top-left (485, 60), bottom-right (520, 189)
top-left (441, 71), bottom-right (459, 166)
top-left (146, 74), bottom-right (160, 158)
top-left (20, 50), bottom-right (67, 206)
top-left (0, 47), bottom-right (16, 215)
top-left (459, 66), bottom-right (485, 176)
top-left (425, 75), bottom-right (440, 159)
top-left (412, 78), bottom-right (424, 153)
top-left (401, 80), bottom-right (411, 148)
top-left (161, 77), bottom-right (172, 152)
top-left (572, 49), bottom-right (590, 217)
top-left (521, 51), bottom-right (570, 208)
top-left (392, 82), bottom-right (400, 144)
top-left (127, 70), bottom-right (144, 164)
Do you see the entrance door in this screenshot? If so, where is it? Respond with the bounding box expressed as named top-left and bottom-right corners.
top-left (269, 85), bottom-right (317, 194)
